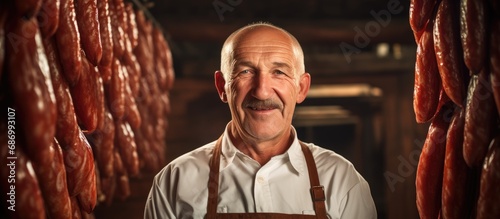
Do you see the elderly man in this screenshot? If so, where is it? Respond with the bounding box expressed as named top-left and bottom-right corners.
top-left (144, 22), bottom-right (377, 219)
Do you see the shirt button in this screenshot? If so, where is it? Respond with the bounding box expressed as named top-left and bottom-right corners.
top-left (257, 176), bottom-right (265, 184)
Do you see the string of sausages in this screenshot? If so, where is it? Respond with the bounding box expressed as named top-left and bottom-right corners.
top-left (411, 0), bottom-right (499, 218)
top-left (0, 0), bottom-right (174, 218)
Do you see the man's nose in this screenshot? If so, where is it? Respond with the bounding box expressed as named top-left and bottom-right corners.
top-left (251, 73), bottom-right (273, 100)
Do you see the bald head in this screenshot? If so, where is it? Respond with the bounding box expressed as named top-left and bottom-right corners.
top-left (220, 23), bottom-right (305, 82)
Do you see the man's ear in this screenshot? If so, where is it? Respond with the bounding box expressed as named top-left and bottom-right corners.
top-left (215, 71), bottom-right (228, 103)
top-left (296, 73), bottom-right (311, 104)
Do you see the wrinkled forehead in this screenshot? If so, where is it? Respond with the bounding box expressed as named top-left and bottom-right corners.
top-left (222, 26), bottom-right (300, 60)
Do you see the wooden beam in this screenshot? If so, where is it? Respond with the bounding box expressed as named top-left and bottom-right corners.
top-left (158, 17), bottom-right (415, 45)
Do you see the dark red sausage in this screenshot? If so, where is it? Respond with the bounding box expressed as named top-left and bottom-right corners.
top-left (44, 37), bottom-right (79, 148)
top-left (460, 0), bottom-right (487, 74)
top-left (97, 0), bottom-right (113, 83)
top-left (6, 17), bottom-right (56, 166)
top-left (115, 120), bottom-right (139, 176)
top-left (441, 108), bottom-right (474, 219)
top-left (476, 136), bottom-right (500, 219)
top-left (37, 0), bottom-right (60, 37)
top-left (75, 0), bottom-right (102, 66)
top-left (491, 18), bottom-right (500, 117)
top-left (434, 0), bottom-right (466, 107)
top-left (409, 0), bottom-right (438, 40)
top-left (34, 138), bottom-right (72, 219)
top-left (70, 54), bottom-right (100, 133)
top-left (414, 19), bottom-right (440, 123)
top-left (416, 103), bottom-right (453, 219)
top-left (55, 0), bottom-right (82, 86)
top-left (463, 71), bottom-right (496, 168)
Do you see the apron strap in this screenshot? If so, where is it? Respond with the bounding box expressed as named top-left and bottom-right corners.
top-left (205, 136), bottom-right (327, 219)
top-left (206, 136), bottom-right (223, 219)
top-left (300, 142), bottom-right (328, 219)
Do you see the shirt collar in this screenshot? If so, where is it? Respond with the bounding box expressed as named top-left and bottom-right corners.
top-left (219, 124), bottom-right (306, 175)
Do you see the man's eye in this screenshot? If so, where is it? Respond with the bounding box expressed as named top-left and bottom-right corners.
top-left (275, 70), bottom-right (286, 75)
top-left (240, 70), bottom-right (251, 74)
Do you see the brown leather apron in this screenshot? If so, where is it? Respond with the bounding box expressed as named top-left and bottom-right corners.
top-left (205, 136), bottom-right (328, 219)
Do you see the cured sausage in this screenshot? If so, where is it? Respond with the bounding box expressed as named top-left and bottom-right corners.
top-left (37, 0), bottom-right (60, 37)
top-left (416, 103), bottom-right (453, 219)
top-left (44, 37), bottom-right (79, 148)
top-left (441, 108), bottom-right (473, 219)
top-left (434, 0), bottom-right (466, 107)
top-left (77, 167), bottom-right (97, 213)
top-left (125, 3), bottom-right (138, 49)
top-left (64, 130), bottom-right (95, 196)
top-left (115, 120), bottom-right (139, 176)
top-left (6, 17), bottom-right (56, 166)
top-left (97, 0), bottom-right (114, 83)
top-left (460, 0), bottom-right (487, 74)
top-left (491, 18), bottom-right (500, 116)
top-left (409, 0), bottom-right (438, 41)
top-left (70, 54), bottom-right (100, 133)
top-left (75, 0), bottom-right (102, 66)
top-left (109, 0), bottom-right (125, 59)
top-left (476, 136), bottom-right (500, 219)
top-left (106, 58), bottom-right (126, 120)
top-left (34, 138), bottom-right (72, 219)
top-left (55, 0), bottom-right (82, 86)
top-left (413, 19), bottom-right (440, 123)
top-left (90, 107), bottom-right (115, 178)
top-left (463, 72), bottom-right (496, 168)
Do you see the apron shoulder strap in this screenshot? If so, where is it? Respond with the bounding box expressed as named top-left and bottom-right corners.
top-left (206, 136), bottom-right (223, 219)
top-left (300, 142), bottom-right (328, 219)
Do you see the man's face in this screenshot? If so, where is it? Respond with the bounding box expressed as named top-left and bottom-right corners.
top-left (217, 27), bottom-right (310, 142)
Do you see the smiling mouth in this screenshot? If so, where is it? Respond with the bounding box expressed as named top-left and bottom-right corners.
top-left (248, 106), bottom-right (276, 111)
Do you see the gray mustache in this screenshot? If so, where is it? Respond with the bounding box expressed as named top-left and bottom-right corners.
top-left (244, 99), bottom-right (283, 110)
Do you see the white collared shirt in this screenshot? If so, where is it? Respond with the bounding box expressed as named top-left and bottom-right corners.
top-left (144, 126), bottom-right (377, 219)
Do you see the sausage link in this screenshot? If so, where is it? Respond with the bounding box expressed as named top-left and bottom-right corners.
top-left (476, 136), bottom-right (500, 219)
top-left (463, 71), bottom-right (496, 168)
top-left (414, 19), bottom-right (440, 123)
top-left (416, 103), bottom-right (453, 219)
top-left (153, 27), bottom-right (168, 90)
top-left (460, 0), bottom-right (487, 74)
top-left (37, 0), bottom-right (60, 38)
top-left (75, 0), bottom-right (102, 66)
top-left (441, 108), bottom-right (474, 219)
top-left (89, 108), bottom-right (115, 178)
top-left (434, 0), bottom-right (467, 107)
top-left (70, 54), bottom-right (100, 133)
top-left (44, 37), bottom-right (79, 148)
top-left (64, 129), bottom-right (95, 196)
top-left (109, 0), bottom-right (125, 59)
top-left (77, 164), bottom-right (97, 213)
top-left (70, 197), bottom-right (82, 219)
top-left (125, 3), bottom-right (138, 49)
top-left (55, 0), bottom-right (82, 86)
top-left (106, 58), bottom-right (126, 120)
top-left (491, 18), bottom-right (500, 116)
top-left (97, 0), bottom-right (113, 83)
top-left (115, 120), bottom-right (139, 176)
top-left (409, 0), bottom-right (438, 40)
top-left (33, 138), bottom-right (72, 219)
top-left (6, 17), bottom-right (56, 166)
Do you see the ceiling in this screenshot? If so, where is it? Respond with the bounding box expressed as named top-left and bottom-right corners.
top-left (133, 0), bottom-right (416, 78)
